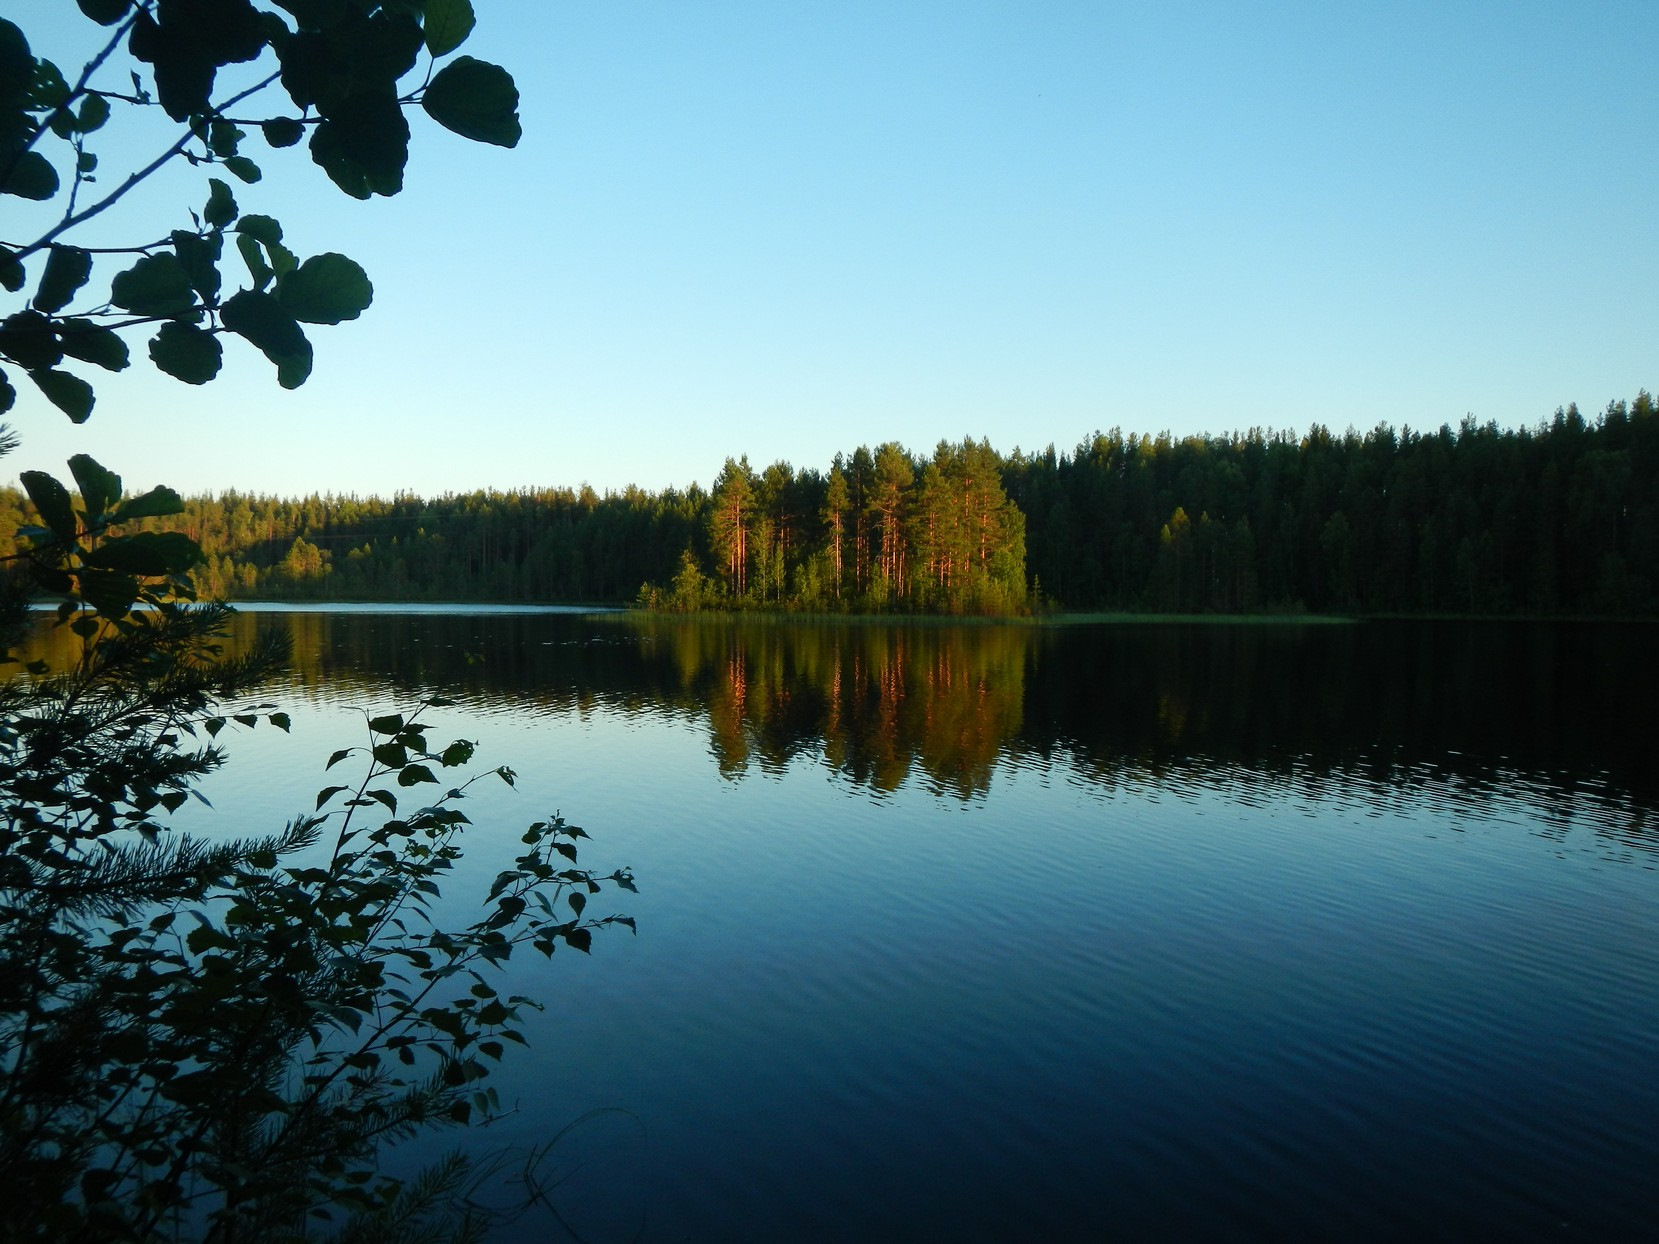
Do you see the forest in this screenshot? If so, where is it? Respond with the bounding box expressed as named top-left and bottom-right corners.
top-left (2, 396), bottom-right (1654, 616)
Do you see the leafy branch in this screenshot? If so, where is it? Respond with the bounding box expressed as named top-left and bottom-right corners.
top-left (1, 456), bottom-right (634, 1237)
top-left (2, 0), bottom-right (520, 423)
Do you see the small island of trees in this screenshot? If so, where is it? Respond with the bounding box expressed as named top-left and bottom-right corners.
top-left (644, 438), bottom-right (1028, 614)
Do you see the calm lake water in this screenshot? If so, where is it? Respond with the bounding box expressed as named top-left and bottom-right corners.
top-left (50, 609), bottom-right (1659, 1241)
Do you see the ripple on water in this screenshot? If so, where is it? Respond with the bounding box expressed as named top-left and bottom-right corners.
top-left (114, 613), bottom-right (1659, 1240)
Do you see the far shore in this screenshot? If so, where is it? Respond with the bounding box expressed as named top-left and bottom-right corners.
top-left (50, 601), bottom-right (1652, 626)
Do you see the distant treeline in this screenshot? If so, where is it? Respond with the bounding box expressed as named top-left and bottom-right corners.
top-left (1007, 394), bottom-right (1656, 615)
top-left (1, 395), bottom-right (1653, 615)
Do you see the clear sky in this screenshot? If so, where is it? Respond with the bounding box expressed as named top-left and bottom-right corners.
top-left (6, 1), bottom-right (1656, 499)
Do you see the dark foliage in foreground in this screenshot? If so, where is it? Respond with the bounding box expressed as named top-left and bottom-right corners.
top-left (0, 455), bottom-right (635, 1239)
top-left (4, 5), bottom-right (634, 1236)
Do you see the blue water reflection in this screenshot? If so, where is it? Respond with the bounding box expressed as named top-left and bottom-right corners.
top-left (39, 611), bottom-right (1655, 1241)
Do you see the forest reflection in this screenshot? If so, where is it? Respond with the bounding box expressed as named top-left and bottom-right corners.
top-left (635, 617), bottom-right (1026, 797)
top-left (20, 611), bottom-right (1658, 839)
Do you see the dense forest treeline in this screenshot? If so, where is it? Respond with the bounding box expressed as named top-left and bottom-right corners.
top-left (1, 396), bottom-right (1653, 615)
top-left (1013, 393), bottom-right (1658, 615)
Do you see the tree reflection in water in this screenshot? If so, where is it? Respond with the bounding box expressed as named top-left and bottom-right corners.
top-left (20, 611), bottom-right (1655, 838)
top-left (632, 618), bottom-right (1026, 798)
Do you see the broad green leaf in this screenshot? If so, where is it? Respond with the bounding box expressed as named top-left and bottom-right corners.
top-left (424, 0), bottom-right (475, 56)
top-left (3, 152), bottom-right (60, 200)
top-left (367, 714), bottom-right (405, 735)
top-left (149, 322), bottom-right (222, 384)
top-left (234, 217), bottom-right (295, 288)
top-left (307, 121), bottom-right (372, 200)
top-left (77, 567), bottom-right (139, 618)
top-left (422, 57), bottom-right (520, 147)
top-left (0, 20), bottom-right (29, 94)
top-left (76, 92), bottom-right (111, 133)
top-left (267, 240), bottom-right (298, 279)
top-left (84, 532), bottom-right (202, 575)
top-left (57, 320), bottom-right (129, 372)
top-left (186, 925), bottom-right (234, 954)
top-left (171, 230), bottom-right (223, 300)
top-left (326, 748), bottom-right (353, 770)
top-left (347, 10), bottom-right (425, 82)
top-left (29, 55), bottom-right (69, 110)
top-left (276, 253), bottom-right (372, 324)
top-left (203, 178), bottom-right (238, 228)
top-left (34, 246), bottom-right (92, 314)
top-left (109, 484), bottom-right (184, 523)
top-left (29, 367), bottom-right (94, 422)
top-left (68, 454), bottom-right (121, 521)
top-left (316, 784), bottom-right (348, 809)
top-left (397, 763), bottom-right (437, 787)
top-left (224, 155), bottom-right (262, 183)
top-left (563, 927), bottom-right (592, 953)
top-left (262, 118), bottom-right (305, 148)
top-left (131, 0), bottom-right (265, 122)
top-left (219, 289), bottom-right (312, 388)
top-left (76, 0), bottom-right (132, 25)
top-left (208, 120), bottom-right (244, 158)
top-left (372, 741), bottom-right (409, 768)
top-left (308, 98), bottom-right (409, 199)
top-left (276, 27), bottom-right (333, 111)
top-left (268, 712), bottom-right (291, 731)
top-left (110, 254), bottom-right (196, 316)
top-left (236, 215), bottom-right (284, 245)
top-left (48, 106), bottom-right (80, 145)
top-left (0, 369), bottom-right (14, 414)
top-left (236, 234), bottom-right (273, 292)
top-left (0, 245), bottom-right (23, 293)
top-left (19, 470), bottom-right (79, 542)
top-left (1, 310), bottom-right (63, 370)
top-left (275, 343), bottom-right (313, 389)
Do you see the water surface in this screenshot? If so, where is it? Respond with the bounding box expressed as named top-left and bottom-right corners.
top-left (38, 611), bottom-right (1657, 1241)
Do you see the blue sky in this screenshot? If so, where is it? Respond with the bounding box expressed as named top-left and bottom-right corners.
top-left (7, 1), bottom-right (1656, 498)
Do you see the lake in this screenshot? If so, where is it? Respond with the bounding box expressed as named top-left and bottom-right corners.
top-left (48, 609), bottom-right (1659, 1241)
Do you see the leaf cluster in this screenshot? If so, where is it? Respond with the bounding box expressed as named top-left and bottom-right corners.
top-left (0, 460), bottom-right (635, 1237)
top-left (1, 0), bottom-right (519, 420)
top-left (8, 451), bottom-right (199, 622)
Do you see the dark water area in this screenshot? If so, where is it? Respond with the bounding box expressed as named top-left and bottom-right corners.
top-left (28, 611), bottom-right (1658, 1240)
top-left (233, 608), bottom-right (1658, 821)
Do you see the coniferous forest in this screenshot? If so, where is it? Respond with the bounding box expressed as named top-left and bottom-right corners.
top-left (4, 397), bottom-right (1653, 615)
